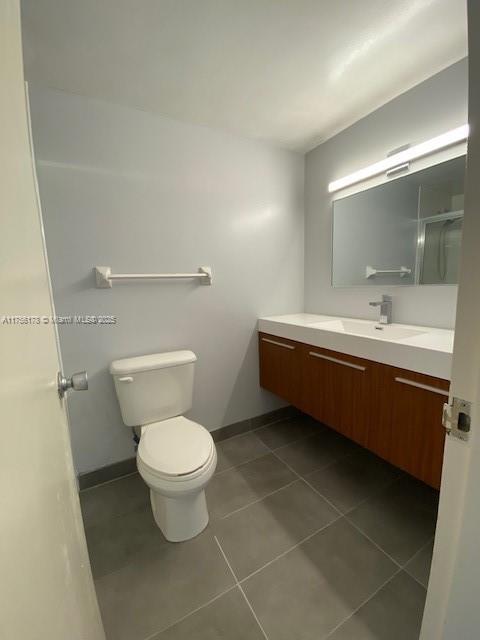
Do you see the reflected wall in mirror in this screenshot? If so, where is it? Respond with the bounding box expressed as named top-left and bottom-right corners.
top-left (332, 156), bottom-right (466, 287)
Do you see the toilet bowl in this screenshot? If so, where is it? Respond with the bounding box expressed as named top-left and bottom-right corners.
top-left (137, 416), bottom-right (216, 541)
top-left (110, 350), bottom-right (217, 542)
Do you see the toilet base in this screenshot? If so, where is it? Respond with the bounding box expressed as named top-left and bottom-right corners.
top-left (150, 488), bottom-right (209, 542)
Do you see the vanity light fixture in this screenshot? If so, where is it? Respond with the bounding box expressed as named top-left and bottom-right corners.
top-left (328, 124), bottom-right (469, 193)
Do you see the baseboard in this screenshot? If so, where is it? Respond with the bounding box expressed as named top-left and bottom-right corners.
top-left (78, 405), bottom-right (298, 491)
top-left (212, 405), bottom-right (299, 442)
top-left (78, 456), bottom-right (137, 491)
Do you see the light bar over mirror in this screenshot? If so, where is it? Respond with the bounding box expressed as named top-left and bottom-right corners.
top-left (328, 124), bottom-right (469, 194)
top-left (331, 155), bottom-right (466, 287)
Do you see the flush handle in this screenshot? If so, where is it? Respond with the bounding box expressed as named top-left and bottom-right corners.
top-left (118, 376), bottom-right (133, 383)
top-left (57, 371), bottom-right (88, 398)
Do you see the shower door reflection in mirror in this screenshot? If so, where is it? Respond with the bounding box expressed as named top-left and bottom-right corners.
top-left (332, 155), bottom-right (466, 286)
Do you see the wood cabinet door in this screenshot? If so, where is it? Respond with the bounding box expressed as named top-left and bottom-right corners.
top-left (387, 368), bottom-right (449, 489)
top-left (367, 363), bottom-right (395, 461)
top-left (258, 333), bottom-right (303, 407)
top-left (302, 345), bottom-right (374, 447)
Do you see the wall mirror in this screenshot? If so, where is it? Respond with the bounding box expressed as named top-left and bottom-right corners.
top-left (332, 155), bottom-right (466, 287)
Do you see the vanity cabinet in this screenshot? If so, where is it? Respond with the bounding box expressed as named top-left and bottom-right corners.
top-left (259, 332), bottom-right (449, 489)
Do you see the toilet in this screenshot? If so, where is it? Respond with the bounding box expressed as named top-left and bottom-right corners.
top-left (110, 350), bottom-right (217, 542)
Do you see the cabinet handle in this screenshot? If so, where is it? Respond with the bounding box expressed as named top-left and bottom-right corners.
top-left (394, 377), bottom-right (449, 396)
top-left (261, 338), bottom-right (295, 350)
top-left (309, 351), bottom-right (366, 371)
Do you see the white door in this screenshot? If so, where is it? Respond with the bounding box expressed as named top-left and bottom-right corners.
top-left (421, 2), bottom-right (480, 637)
top-left (0, 3), bottom-right (105, 639)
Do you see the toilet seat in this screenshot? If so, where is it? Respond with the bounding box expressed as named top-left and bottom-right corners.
top-left (138, 416), bottom-right (214, 480)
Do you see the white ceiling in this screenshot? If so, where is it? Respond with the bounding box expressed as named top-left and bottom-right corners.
top-left (21, 0), bottom-right (467, 152)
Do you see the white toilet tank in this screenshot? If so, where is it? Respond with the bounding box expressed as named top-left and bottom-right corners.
top-left (110, 350), bottom-right (197, 427)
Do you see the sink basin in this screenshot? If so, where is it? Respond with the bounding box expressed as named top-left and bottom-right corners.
top-left (258, 313), bottom-right (454, 379)
top-left (311, 319), bottom-right (427, 341)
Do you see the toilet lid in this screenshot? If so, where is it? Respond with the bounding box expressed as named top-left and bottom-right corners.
top-left (138, 416), bottom-right (214, 477)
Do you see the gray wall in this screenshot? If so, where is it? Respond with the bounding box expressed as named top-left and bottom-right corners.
top-left (29, 86), bottom-right (304, 474)
top-left (305, 59), bottom-right (468, 328)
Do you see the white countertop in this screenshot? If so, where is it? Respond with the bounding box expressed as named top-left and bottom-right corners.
top-left (258, 313), bottom-right (454, 379)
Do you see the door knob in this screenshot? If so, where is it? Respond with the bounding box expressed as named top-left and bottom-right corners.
top-left (57, 371), bottom-right (88, 398)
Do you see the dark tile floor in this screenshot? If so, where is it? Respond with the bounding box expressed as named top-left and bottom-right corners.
top-left (80, 415), bottom-right (438, 640)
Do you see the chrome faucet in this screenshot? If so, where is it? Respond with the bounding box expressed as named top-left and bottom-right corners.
top-left (369, 295), bottom-right (392, 325)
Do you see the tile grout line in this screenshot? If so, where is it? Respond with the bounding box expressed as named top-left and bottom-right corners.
top-left (268, 441), bottom-right (363, 492)
top-left (217, 414), bottom-right (289, 444)
top-left (214, 536), bottom-right (270, 640)
top-left (259, 417), bottom-right (408, 499)
top-left (299, 466), bottom-right (435, 576)
top-left (216, 417), bottom-right (334, 478)
top-left (275, 426), bottom-right (397, 486)
top-left (213, 450), bottom-right (275, 478)
top-left (299, 448), bottom-right (359, 474)
top-left (255, 429), bottom-right (323, 452)
top-left (216, 422), bottom-right (325, 475)
top-left (219, 479), bottom-right (299, 520)
top-left (339, 474), bottom-right (404, 517)
top-left (270, 444), bottom-right (412, 570)
top-left (401, 536), bottom-right (435, 589)
top-left (344, 514), bottom-right (403, 569)
top-left (215, 423), bottom-right (331, 519)
top-left (301, 476), bottom-right (344, 516)
top-left (238, 584), bottom-right (270, 640)
top-left (407, 572), bottom-right (429, 590)
top-left (301, 477), bottom-right (409, 571)
top-left (345, 505), bottom-right (435, 573)
top-left (215, 421), bottom-right (359, 521)
top-left (274, 445), bottom-right (404, 569)
top-left (269, 448), bottom-right (344, 517)
top-left (218, 413), bottom-right (300, 445)
top-left (403, 535), bottom-right (435, 566)
top-left (214, 451), bottom-right (271, 477)
top-left (251, 413), bottom-right (307, 432)
top-left (251, 413), bottom-right (301, 431)
top-left (141, 584), bottom-right (238, 640)
top-left (320, 567), bottom-right (404, 640)
top-left (215, 416), bottom-right (323, 478)
top-left (237, 514), bottom-right (343, 585)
